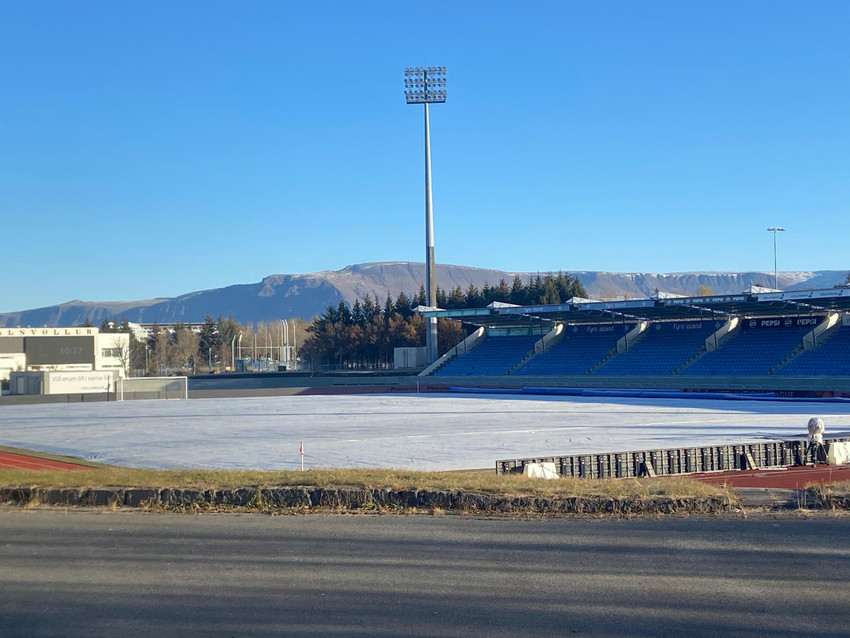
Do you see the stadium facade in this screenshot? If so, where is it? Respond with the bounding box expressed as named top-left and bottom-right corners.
top-left (418, 286), bottom-right (850, 395)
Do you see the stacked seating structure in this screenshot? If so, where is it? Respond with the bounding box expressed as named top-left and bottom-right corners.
top-left (774, 327), bottom-right (850, 376)
top-left (433, 335), bottom-right (540, 376)
top-left (426, 315), bottom-right (846, 379)
top-left (593, 321), bottom-right (720, 376)
top-left (512, 324), bottom-right (634, 376)
top-left (681, 320), bottom-right (818, 376)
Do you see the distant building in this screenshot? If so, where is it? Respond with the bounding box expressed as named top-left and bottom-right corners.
top-left (127, 322), bottom-right (207, 344)
top-left (0, 327), bottom-right (129, 394)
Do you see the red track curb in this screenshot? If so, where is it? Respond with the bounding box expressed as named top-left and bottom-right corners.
top-left (0, 451), bottom-right (92, 472)
top-left (693, 464), bottom-right (850, 489)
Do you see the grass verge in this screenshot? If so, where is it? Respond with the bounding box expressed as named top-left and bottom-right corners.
top-left (807, 480), bottom-right (850, 510)
top-left (0, 466), bottom-right (731, 500)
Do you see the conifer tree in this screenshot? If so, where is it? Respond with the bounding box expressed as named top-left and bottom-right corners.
top-left (394, 292), bottom-right (413, 318)
top-left (465, 284), bottom-right (483, 308)
top-left (510, 276), bottom-right (525, 305)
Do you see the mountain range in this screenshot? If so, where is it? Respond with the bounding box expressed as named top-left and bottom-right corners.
top-left (1, 262), bottom-right (847, 328)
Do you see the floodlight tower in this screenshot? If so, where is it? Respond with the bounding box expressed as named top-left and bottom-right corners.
top-left (404, 65), bottom-right (446, 364)
top-left (767, 226), bottom-right (785, 289)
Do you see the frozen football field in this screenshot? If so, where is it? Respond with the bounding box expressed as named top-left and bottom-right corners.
top-left (1, 393), bottom-right (849, 471)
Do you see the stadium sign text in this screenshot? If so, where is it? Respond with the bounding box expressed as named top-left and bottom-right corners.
top-left (746, 317), bottom-right (819, 329)
top-left (666, 295), bottom-right (747, 306)
top-left (500, 304), bottom-right (571, 314)
top-left (672, 322), bottom-right (703, 331)
top-left (577, 300), bottom-right (654, 311)
top-left (0, 328), bottom-right (98, 337)
top-left (582, 324), bottom-right (623, 334)
top-left (488, 327), bottom-right (550, 337)
top-left (758, 289), bottom-right (850, 302)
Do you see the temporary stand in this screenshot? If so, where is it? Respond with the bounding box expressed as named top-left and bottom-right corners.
top-left (810, 441), bottom-right (829, 466)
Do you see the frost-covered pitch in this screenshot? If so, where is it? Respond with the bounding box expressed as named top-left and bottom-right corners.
top-left (1, 393), bottom-right (848, 471)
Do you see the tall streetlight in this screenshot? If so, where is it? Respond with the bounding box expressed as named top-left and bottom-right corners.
top-left (280, 319), bottom-right (288, 368)
top-left (405, 65), bottom-right (446, 364)
top-left (767, 226), bottom-right (785, 289)
top-left (230, 333), bottom-right (240, 372)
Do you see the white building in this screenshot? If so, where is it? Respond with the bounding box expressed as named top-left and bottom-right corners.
top-left (0, 327), bottom-right (130, 394)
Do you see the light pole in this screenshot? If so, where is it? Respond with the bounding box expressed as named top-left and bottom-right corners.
top-left (231, 332), bottom-right (243, 371)
top-left (291, 321), bottom-right (297, 371)
top-left (405, 65), bottom-right (446, 364)
top-left (281, 319), bottom-right (289, 369)
top-left (767, 226), bottom-right (785, 289)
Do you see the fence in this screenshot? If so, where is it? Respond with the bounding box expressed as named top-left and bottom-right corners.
top-left (496, 437), bottom-right (850, 478)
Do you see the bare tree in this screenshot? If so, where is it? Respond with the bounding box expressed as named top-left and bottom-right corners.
top-left (172, 326), bottom-right (199, 374)
top-left (112, 336), bottom-right (130, 377)
top-left (152, 328), bottom-right (172, 375)
top-left (697, 285), bottom-right (716, 296)
top-left (220, 343), bottom-right (232, 372)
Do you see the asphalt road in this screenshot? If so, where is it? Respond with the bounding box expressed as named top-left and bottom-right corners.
top-left (1, 510), bottom-right (849, 637)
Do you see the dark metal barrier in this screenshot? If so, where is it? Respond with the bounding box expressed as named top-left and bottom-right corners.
top-left (496, 437), bottom-right (850, 477)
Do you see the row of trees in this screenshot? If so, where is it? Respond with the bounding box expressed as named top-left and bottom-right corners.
top-left (298, 295), bottom-right (464, 370)
top-left (428, 273), bottom-right (587, 309)
top-left (299, 274), bottom-right (588, 369)
top-left (95, 316), bottom-right (238, 375)
top-left (89, 274), bottom-right (589, 373)
top-left (96, 316), bottom-right (308, 375)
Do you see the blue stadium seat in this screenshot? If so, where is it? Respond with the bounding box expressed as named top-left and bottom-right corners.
top-left (774, 326), bottom-right (850, 376)
top-left (593, 321), bottom-right (721, 376)
top-left (431, 317), bottom-right (835, 379)
top-left (681, 319), bottom-right (818, 376)
top-left (513, 324), bottom-right (634, 375)
top-left (433, 334), bottom-right (540, 376)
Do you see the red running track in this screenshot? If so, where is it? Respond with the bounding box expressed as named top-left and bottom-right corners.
top-left (0, 451), bottom-right (92, 472)
top-left (693, 464), bottom-right (850, 489)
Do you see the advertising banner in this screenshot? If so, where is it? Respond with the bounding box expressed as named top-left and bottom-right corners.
top-left (487, 327), bottom-right (551, 337)
top-left (744, 317), bottom-right (820, 330)
top-left (665, 295), bottom-right (747, 306)
top-left (48, 371), bottom-right (114, 394)
top-left (568, 324), bottom-right (635, 336)
top-left (757, 289), bottom-right (850, 302)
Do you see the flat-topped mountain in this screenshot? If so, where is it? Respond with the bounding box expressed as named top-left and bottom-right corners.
top-left (0, 262), bottom-right (845, 327)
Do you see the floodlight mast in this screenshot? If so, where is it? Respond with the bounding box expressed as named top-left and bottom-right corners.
top-left (404, 66), bottom-right (447, 364)
top-left (767, 226), bottom-right (785, 289)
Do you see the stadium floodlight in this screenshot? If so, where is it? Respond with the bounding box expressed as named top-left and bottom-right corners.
top-left (404, 65), bottom-right (447, 364)
top-left (404, 65), bottom-right (447, 104)
top-left (767, 226), bottom-right (785, 289)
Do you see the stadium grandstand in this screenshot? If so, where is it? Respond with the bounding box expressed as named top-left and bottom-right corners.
top-left (419, 287), bottom-right (850, 394)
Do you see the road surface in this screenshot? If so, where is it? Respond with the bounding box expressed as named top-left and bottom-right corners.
top-left (1, 509), bottom-right (849, 637)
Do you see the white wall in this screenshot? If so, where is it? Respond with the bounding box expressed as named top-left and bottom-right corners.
top-left (95, 333), bottom-right (131, 377)
top-left (0, 353), bottom-right (26, 382)
top-left (394, 347), bottom-right (426, 369)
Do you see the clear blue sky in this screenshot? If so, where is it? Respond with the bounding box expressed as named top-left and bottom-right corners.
top-left (2, 1), bottom-right (848, 313)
